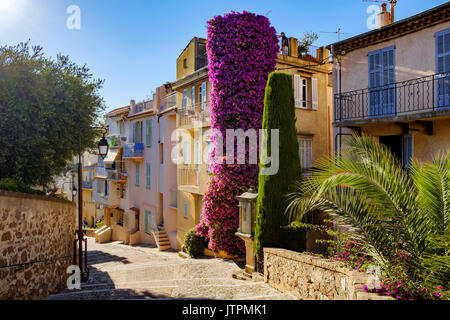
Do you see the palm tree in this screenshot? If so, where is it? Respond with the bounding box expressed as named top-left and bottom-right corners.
top-left (286, 135), bottom-right (449, 289)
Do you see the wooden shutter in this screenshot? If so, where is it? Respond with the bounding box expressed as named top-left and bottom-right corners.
top-left (146, 119), bottom-right (152, 147)
top-left (136, 164), bottom-right (140, 186)
top-left (183, 141), bottom-right (187, 164)
top-left (311, 78), bottom-right (318, 110)
top-left (294, 74), bottom-right (302, 108)
top-left (202, 82), bottom-right (207, 109)
top-left (198, 86), bottom-right (203, 110)
top-left (146, 163), bottom-right (151, 188)
top-left (436, 29), bottom-right (450, 108)
top-left (182, 89), bottom-right (187, 114)
top-left (132, 122), bottom-right (136, 143)
top-left (191, 86), bottom-right (196, 111)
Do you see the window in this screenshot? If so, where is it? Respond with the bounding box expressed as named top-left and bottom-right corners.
top-left (298, 138), bottom-right (313, 173)
top-left (184, 202), bottom-right (188, 218)
top-left (133, 121), bottom-right (143, 143)
top-left (146, 163), bottom-right (151, 189)
top-left (402, 135), bottom-right (414, 170)
top-left (135, 164), bottom-right (140, 186)
top-left (160, 143), bottom-right (164, 164)
top-left (183, 58), bottom-right (187, 69)
top-left (294, 75), bottom-right (318, 110)
top-left (145, 210), bottom-right (151, 234)
top-left (436, 29), bottom-right (450, 108)
top-left (201, 82), bottom-right (207, 110)
top-left (206, 139), bottom-right (212, 174)
top-left (199, 86), bottom-right (203, 110)
top-left (182, 89), bottom-right (188, 114)
top-left (368, 46), bottom-right (395, 117)
top-left (191, 86), bottom-right (196, 112)
top-left (183, 141), bottom-right (189, 165)
top-left (146, 119), bottom-right (152, 147)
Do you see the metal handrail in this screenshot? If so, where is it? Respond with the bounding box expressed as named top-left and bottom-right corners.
top-left (335, 72), bottom-right (450, 122)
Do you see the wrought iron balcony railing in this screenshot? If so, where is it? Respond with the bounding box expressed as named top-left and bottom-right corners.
top-left (334, 72), bottom-right (450, 124)
top-left (123, 143), bottom-right (144, 159)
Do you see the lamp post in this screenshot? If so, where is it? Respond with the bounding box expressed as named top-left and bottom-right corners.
top-left (74, 128), bottom-right (109, 282)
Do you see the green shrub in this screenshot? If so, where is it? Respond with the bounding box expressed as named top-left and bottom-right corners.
top-left (96, 219), bottom-right (104, 229)
top-left (183, 228), bottom-right (208, 258)
top-left (0, 178), bottom-right (45, 195)
top-left (254, 72), bottom-right (303, 259)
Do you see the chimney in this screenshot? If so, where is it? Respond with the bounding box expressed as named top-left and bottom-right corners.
top-left (377, 3), bottom-right (391, 29)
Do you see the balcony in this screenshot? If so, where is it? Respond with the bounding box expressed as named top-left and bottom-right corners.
top-left (160, 92), bottom-right (177, 112)
top-left (177, 102), bottom-right (211, 128)
top-left (334, 72), bottom-right (450, 126)
top-left (82, 181), bottom-right (93, 189)
top-left (107, 134), bottom-right (128, 148)
top-left (178, 164), bottom-right (198, 186)
top-left (107, 170), bottom-right (127, 182)
top-left (96, 167), bottom-right (107, 179)
top-left (123, 143), bottom-right (144, 161)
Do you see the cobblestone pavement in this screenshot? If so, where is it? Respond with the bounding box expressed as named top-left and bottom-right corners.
top-left (47, 238), bottom-right (297, 300)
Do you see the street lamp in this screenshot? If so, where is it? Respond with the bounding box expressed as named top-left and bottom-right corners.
top-left (98, 134), bottom-right (109, 160)
top-left (74, 127), bottom-right (109, 282)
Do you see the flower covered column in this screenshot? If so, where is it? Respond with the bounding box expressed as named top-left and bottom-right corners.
top-left (196, 11), bottom-right (279, 255)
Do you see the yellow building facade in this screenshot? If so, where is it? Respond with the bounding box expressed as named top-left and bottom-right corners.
top-left (174, 37), bottom-right (334, 248)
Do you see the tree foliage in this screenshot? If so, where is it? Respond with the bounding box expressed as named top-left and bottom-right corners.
top-left (0, 42), bottom-right (104, 186)
top-left (254, 72), bottom-right (303, 259)
top-left (286, 135), bottom-right (449, 290)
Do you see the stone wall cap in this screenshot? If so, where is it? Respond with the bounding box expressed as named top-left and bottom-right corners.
top-left (0, 190), bottom-right (76, 206)
top-left (264, 247), bottom-right (355, 275)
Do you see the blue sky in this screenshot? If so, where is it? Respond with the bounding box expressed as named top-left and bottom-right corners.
top-left (0, 0), bottom-right (447, 113)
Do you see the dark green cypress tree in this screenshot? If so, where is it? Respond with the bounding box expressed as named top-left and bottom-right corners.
top-left (254, 72), bottom-right (305, 262)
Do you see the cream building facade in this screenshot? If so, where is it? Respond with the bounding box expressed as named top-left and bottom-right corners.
top-left (330, 3), bottom-right (450, 166)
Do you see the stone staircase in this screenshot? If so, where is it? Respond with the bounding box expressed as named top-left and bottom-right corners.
top-left (151, 226), bottom-right (171, 251)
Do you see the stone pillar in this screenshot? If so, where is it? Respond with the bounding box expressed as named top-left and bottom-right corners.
top-left (288, 37), bottom-right (298, 58)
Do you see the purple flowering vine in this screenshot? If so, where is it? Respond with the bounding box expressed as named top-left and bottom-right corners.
top-left (195, 11), bottom-right (279, 255)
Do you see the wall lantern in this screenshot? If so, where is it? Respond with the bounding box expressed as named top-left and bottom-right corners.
top-left (72, 186), bottom-right (77, 202)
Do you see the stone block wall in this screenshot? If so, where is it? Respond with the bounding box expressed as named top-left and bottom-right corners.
top-left (0, 191), bottom-right (76, 299)
top-left (264, 247), bottom-right (392, 300)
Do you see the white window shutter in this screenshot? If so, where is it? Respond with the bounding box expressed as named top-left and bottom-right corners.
top-left (183, 141), bottom-right (188, 165)
top-left (312, 78), bottom-right (318, 110)
top-left (202, 82), bottom-right (207, 109)
top-left (294, 75), bottom-right (301, 108)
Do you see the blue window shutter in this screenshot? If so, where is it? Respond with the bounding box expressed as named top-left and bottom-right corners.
top-left (146, 163), bottom-right (151, 188)
top-left (136, 164), bottom-right (140, 186)
top-left (146, 119), bottom-right (152, 147)
top-left (132, 122), bottom-right (136, 143)
top-left (436, 29), bottom-right (450, 108)
top-left (369, 46), bottom-right (395, 117)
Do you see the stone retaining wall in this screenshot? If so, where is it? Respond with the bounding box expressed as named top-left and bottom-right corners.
top-left (0, 191), bottom-right (76, 299)
top-left (264, 247), bottom-right (391, 300)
